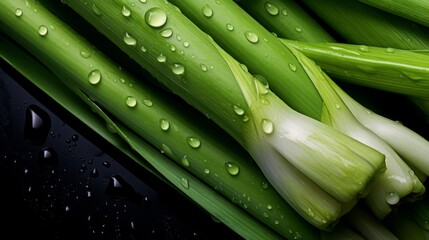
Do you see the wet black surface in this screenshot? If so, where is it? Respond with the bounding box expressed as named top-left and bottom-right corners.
top-left (0, 60), bottom-right (241, 240)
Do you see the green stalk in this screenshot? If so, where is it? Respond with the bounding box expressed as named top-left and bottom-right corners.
top-left (298, 0), bottom-right (429, 49)
top-left (284, 45), bottom-right (425, 219)
top-left (164, 0), bottom-right (324, 120)
top-left (281, 40), bottom-right (429, 98)
top-left (234, 0), bottom-right (335, 42)
top-left (59, 0), bottom-right (387, 230)
top-left (0, 1), bottom-right (319, 238)
top-left (358, 0), bottom-right (429, 28)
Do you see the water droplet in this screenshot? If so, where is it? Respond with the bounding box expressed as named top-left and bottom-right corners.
top-left (161, 144), bottom-right (174, 157)
top-left (182, 41), bottom-right (190, 48)
top-left (160, 28), bottom-right (173, 38)
top-left (181, 155), bottom-right (190, 167)
top-left (92, 4), bottom-right (102, 16)
top-left (145, 8), bottom-right (167, 28)
top-left (157, 53), bottom-right (167, 62)
top-left (288, 63), bottom-right (297, 72)
top-left (170, 45), bottom-right (176, 52)
top-left (88, 69), bottom-right (102, 85)
top-left (358, 45), bottom-right (370, 52)
top-left (335, 103), bottom-right (341, 109)
top-left (24, 105), bottom-right (51, 145)
top-left (294, 27), bottom-right (302, 33)
top-left (103, 161), bottom-right (111, 168)
top-left (121, 6), bottom-right (131, 17)
top-left (281, 9), bottom-right (288, 16)
top-left (105, 175), bottom-right (142, 204)
top-left (90, 168), bottom-right (99, 178)
top-left (140, 45), bottom-right (147, 52)
top-left (143, 99), bottom-right (153, 107)
top-left (171, 63), bottom-right (185, 75)
top-left (200, 64), bottom-right (208, 72)
top-left (262, 119), bottom-right (274, 134)
top-left (233, 105), bottom-right (245, 116)
top-left (180, 177), bottom-right (189, 189)
top-left (226, 23), bottom-right (234, 31)
top-left (38, 25), bottom-right (48, 36)
top-left (80, 50), bottom-right (92, 59)
top-left (159, 118), bottom-right (170, 131)
top-left (385, 47), bottom-right (395, 53)
top-left (125, 96), bottom-right (137, 108)
top-left (139, 0), bottom-right (147, 3)
top-left (267, 204), bottom-right (273, 210)
top-left (385, 192), bottom-right (400, 205)
top-left (187, 137), bottom-right (201, 149)
top-left (38, 147), bottom-right (59, 169)
top-left (124, 32), bottom-right (137, 46)
top-left (245, 31), bottom-right (259, 43)
top-left (15, 8), bottom-right (23, 17)
top-left (202, 5), bottom-right (213, 18)
top-left (265, 2), bottom-right (279, 16)
top-left (225, 162), bottom-right (240, 176)
top-left (204, 169), bottom-right (210, 175)
top-left (261, 181), bottom-right (268, 190)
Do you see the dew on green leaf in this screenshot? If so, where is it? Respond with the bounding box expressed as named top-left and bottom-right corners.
top-left (202, 5), bottom-right (213, 18)
top-left (225, 162), bottom-right (240, 176)
top-left (145, 7), bottom-right (167, 28)
top-left (15, 8), bottom-right (23, 17)
top-left (123, 32), bottom-right (137, 46)
top-left (125, 96), bottom-right (137, 108)
top-left (265, 2), bottom-right (279, 16)
top-left (88, 69), bottom-right (102, 85)
top-left (38, 25), bottom-right (48, 36)
top-left (187, 137), bottom-right (201, 149)
top-left (244, 31), bottom-right (259, 43)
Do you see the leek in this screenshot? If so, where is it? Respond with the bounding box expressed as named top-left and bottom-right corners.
top-left (59, 0), bottom-right (387, 230)
top-left (358, 0), bottom-right (429, 28)
top-left (298, 0), bottom-right (429, 49)
top-left (0, 1), bottom-right (317, 238)
top-left (234, 0), bottom-right (336, 42)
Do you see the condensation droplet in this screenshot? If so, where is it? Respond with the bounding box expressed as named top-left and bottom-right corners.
top-left (182, 41), bottom-right (190, 48)
top-left (289, 63), bottom-right (297, 72)
top-left (226, 23), bottom-right (234, 31)
top-left (141, 45), bottom-right (147, 52)
top-left (294, 27), bottom-right (302, 33)
top-left (160, 28), bottom-right (173, 38)
top-left (92, 4), bottom-right (102, 16)
top-left (261, 181), bottom-right (268, 190)
top-left (121, 6), bottom-right (131, 17)
top-left (358, 45), bottom-right (370, 52)
top-left (15, 8), bottom-right (23, 17)
top-left (80, 50), bottom-right (92, 59)
top-left (385, 47), bottom-right (395, 53)
top-left (204, 168), bottom-right (210, 175)
top-left (233, 105), bottom-right (244, 116)
top-left (159, 118), bottom-right (170, 131)
top-left (181, 155), bottom-right (190, 167)
top-left (145, 7), bottom-right (167, 28)
top-left (38, 25), bottom-right (48, 36)
top-left (125, 96), bottom-right (137, 108)
top-left (157, 53), bottom-right (167, 62)
top-left (385, 192), bottom-right (400, 205)
top-left (265, 2), bottom-right (279, 16)
top-left (200, 64), bottom-right (208, 72)
top-left (244, 31), bottom-right (259, 43)
top-left (171, 63), bottom-right (185, 75)
top-left (124, 32), bottom-right (137, 46)
top-left (281, 9), bottom-right (288, 16)
top-left (225, 162), bottom-right (240, 176)
top-left (187, 137), bottom-right (201, 149)
top-left (143, 99), bottom-right (153, 107)
top-left (262, 118), bottom-right (274, 134)
top-left (202, 5), bottom-right (213, 18)
top-left (180, 177), bottom-right (189, 189)
top-left (88, 69), bottom-right (102, 85)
